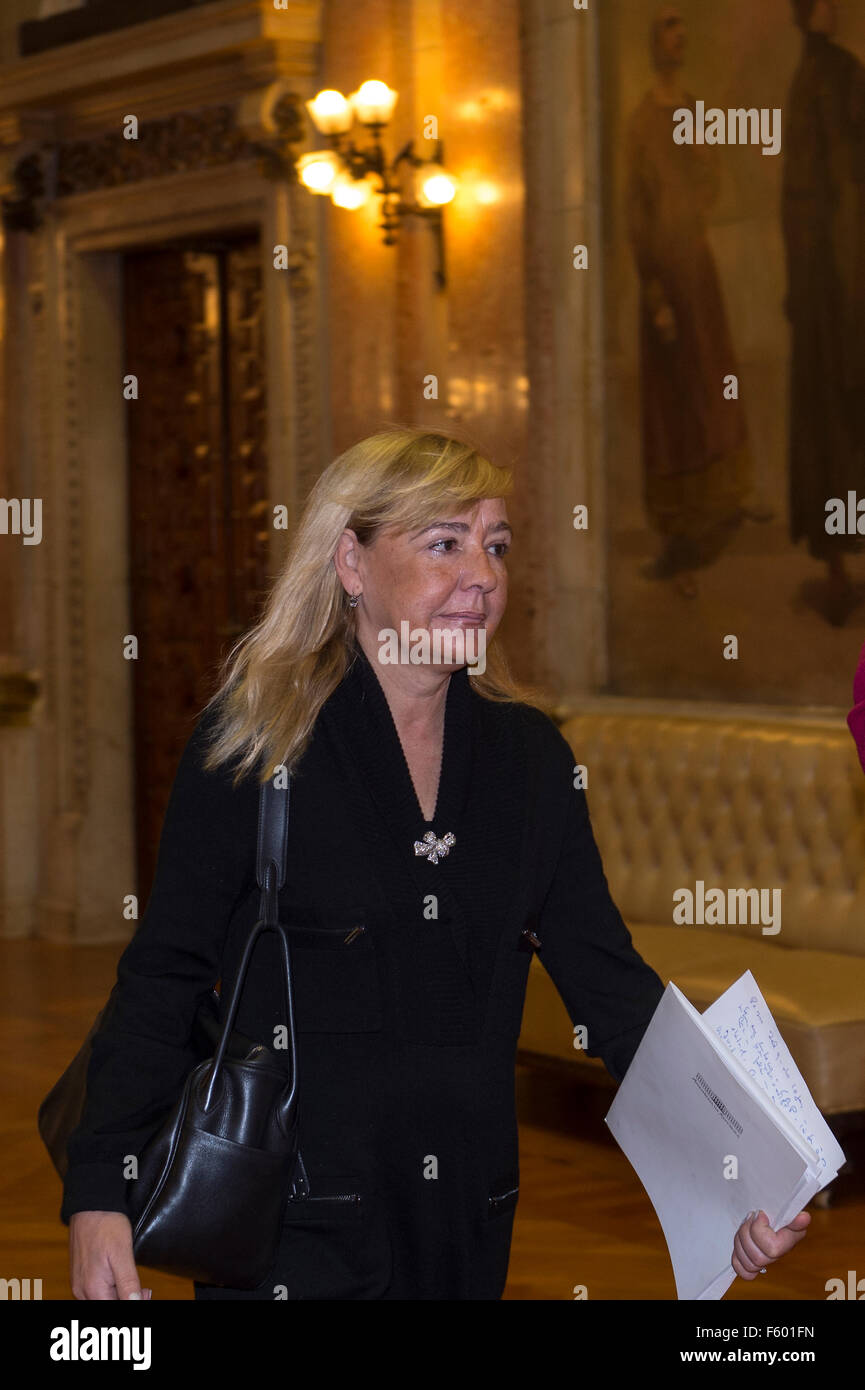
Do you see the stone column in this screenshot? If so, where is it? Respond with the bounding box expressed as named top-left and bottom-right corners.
top-left (520, 0), bottom-right (607, 700)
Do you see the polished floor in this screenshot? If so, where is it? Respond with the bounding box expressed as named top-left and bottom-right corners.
top-left (2, 939), bottom-right (862, 1301)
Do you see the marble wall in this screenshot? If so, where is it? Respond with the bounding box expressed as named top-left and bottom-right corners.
top-left (314, 0), bottom-right (535, 676)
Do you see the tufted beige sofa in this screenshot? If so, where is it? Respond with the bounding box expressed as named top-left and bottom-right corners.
top-left (517, 697), bottom-right (865, 1117)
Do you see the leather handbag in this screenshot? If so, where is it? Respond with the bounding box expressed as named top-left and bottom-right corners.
top-left (126, 775), bottom-right (308, 1288)
top-left (39, 774), bottom-right (308, 1290)
top-left (38, 989), bottom-right (260, 1182)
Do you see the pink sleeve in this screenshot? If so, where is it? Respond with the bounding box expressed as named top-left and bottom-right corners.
top-left (846, 639), bottom-right (865, 774)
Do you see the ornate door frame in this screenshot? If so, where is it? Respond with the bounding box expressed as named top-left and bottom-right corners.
top-left (25, 156), bottom-right (321, 941)
top-left (0, 5), bottom-right (325, 939)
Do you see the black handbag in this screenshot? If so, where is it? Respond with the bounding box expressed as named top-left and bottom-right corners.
top-left (40, 774), bottom-right (308, 1290)
top-left (126, 775), bottom-right (308, 1288)
top-left (38, 993), bottom-right (260, 1182)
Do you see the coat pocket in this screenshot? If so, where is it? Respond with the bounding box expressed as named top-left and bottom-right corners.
top-left (277, 1186), bottom-right (392, 1299)
top-left (283, 922), bottom-right (382, 1033)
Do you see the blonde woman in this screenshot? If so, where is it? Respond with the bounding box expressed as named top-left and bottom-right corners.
top-left (65, 426), bottom-right (809, 1299)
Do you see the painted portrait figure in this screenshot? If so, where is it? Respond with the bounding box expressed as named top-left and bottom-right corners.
top-left (625, 6), bottom-right (770, 599)
top-left (783, 0), bottom-right (865, 624)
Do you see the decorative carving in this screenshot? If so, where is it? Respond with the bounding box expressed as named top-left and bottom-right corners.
top-left (59, 233), bottom-right (90, 810)
top-left (282, 239), bottom-right (316, 294)
top-left (1, 98), bottom-right (304, 233)
top-left (286, 178), bottom-right (322, 509)
top-left (1, 151), bottom-right (46, 231)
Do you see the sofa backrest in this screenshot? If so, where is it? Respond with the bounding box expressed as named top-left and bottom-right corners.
top-left (557, 697), bottom-right (865, 957)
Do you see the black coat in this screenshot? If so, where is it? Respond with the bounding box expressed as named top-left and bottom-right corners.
top-left (62, 642), bottom-right (664, 1299)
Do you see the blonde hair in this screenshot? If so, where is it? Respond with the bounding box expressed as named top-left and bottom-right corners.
top-left (202, 425), bottom-right (546, 785)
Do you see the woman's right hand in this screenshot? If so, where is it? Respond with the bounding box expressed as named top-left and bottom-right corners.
top-left (70, 1211), bottom-right (152, 1300)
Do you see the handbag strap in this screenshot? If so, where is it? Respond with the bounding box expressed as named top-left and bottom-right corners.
top-left (201, 770), bottom-right (298, 1116)
top-left (256, 773), bottom-right (290, 925)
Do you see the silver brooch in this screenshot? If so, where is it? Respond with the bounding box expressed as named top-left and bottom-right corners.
top-left (414, 830), bottom-right (456, 864)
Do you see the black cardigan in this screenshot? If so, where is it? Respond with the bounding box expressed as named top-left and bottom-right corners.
top-left (61, 643), bottom-right (664, 1299)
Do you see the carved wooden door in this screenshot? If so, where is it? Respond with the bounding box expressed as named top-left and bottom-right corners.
top-left (124, 234), bottom-right (269, 904)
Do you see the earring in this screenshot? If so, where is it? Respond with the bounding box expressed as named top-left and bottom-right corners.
top-left (348, 592), bottom-right (360, 608)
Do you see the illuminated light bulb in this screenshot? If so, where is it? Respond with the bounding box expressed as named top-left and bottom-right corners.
top-left (475, 181), bottom-right (499, 205)
top-left (331, 173), bottom-right (372, 209)
top-left (350, 80), bottom-right (398, 125)
top-left (305, 89), bottom-right (353, 134)
top-left (296, 150), bottom-right (340, 193)
top-left (415, 164), bottom-right (458, 208)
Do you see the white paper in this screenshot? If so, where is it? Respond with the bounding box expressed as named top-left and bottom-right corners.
top-left (702, 971), bottom-right (845, 1181)
top-left (605, 978), bottom-right (843, 1299)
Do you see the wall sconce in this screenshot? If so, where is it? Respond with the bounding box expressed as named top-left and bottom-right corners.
top-left (296, 80), bottom-right (457, 290)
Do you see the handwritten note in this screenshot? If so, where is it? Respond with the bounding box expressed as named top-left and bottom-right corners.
top-left (702, 971), bottom-right (844, 1176)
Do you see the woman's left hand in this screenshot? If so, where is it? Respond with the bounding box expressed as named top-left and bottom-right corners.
top-left (732, 1209), bottom-right (811, 1281)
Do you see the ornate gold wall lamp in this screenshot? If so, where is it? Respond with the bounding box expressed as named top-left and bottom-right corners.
top-left (295, 82), bottom-right (457, 290)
